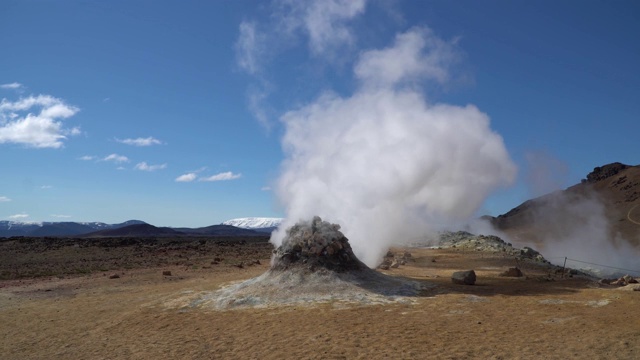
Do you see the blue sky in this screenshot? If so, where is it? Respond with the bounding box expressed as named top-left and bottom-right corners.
top-left (1, 0), bottom-right (638, 227)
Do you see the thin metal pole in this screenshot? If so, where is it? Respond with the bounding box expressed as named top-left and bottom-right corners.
top-left (562, 257), bottom-right (567, 278)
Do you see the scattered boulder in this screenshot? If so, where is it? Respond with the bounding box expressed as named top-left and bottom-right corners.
top-left (377, 257), bottom-right (392, 270)
top-left (109, 273), bottom-right (120, 279)
top-left (390, 259), bottom-right (400, 269)
top-left (162, 270), bottom-right (172, 276)
top-left (599, 278), bottom-right (612, 285)
top-left (500, 267), bottom-right (523, 277)
top-left (614, 279), bottom-right (626, 286)
top-left (607, 275), bottom-right (640, 286)
top-left (452, 270), bottom-right (476, 285)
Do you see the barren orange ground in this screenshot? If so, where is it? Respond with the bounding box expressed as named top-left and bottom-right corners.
top-left (1, 248), bottom-right (638, 360)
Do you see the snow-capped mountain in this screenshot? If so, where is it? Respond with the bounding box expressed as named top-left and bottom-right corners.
top-left (221, 217), bottom-right (283, 230)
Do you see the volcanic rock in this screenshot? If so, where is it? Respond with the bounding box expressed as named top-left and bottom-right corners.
top-left (270, 216), bottom-right (367, 272)
top-left (500, 267), bottom-right (523, 277)
top-left (452, 270), bottom-right (476, 285)
top-left (204, 216), bottom-right (431, 309)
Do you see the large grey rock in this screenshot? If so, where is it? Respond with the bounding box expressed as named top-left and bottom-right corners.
top-left (452, 270), bottom-right (476, 285)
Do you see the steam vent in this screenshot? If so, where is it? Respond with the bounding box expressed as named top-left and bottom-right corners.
top-left (271, 216), bottom-right (367, 272)
top-left (198, 216), bottom-right (432, 309)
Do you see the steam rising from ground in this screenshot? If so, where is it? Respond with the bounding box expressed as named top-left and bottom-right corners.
top-left (272, 27), bottom-right (516, 267)
top-left (523, 191), bottom-right (640, 276)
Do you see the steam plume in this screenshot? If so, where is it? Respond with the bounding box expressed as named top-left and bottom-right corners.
top-left (272, 27), bottom-right (516, 267)
top-left (523, 190), bottom-right (640, 276)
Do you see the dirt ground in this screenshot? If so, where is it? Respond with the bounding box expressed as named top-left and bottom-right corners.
top-left (1, 238), bottom-right (638, 359)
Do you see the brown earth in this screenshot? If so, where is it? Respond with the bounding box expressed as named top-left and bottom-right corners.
top-left (1, 237), bottom-right (639, 359)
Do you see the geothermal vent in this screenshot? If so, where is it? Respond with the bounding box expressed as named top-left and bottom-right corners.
top-left (270, 216), bottom-right (368, 273)
top-left (192, 217), bottom-right (431, 309)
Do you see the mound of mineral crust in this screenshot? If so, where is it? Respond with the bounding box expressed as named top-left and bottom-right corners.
top-left (270, 216), bottom-right (368, 272)
top-left (193, 217), bottom-right (430, 309)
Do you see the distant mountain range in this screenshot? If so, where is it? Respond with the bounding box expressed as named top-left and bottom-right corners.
top-left (0, 220), bottom-right (146, 237)
top-left (0, 218), bottom-right (282, 238)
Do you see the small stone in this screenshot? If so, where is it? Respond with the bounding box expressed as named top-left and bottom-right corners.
top-left (162, 271), bottom-right (172, 276)
top-left (390, 259), bottom-right (400, 268)
top-left (109, 273), bottom-right (120, 279)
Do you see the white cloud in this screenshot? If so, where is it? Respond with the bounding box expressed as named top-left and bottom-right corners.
top-left (134, 162), bottom-right (167, 171)
top-left (40, 185), bottom-right (53, 189)
top-left (0, 94), bottom-right (80, 148)
top-left (116, 136), bottom-right (163, 146)
top-left (67, 127), bottom-right (82, 136)
top-left (0, 196), bottom-right (11, 202)
top-left (175, 173), bottom-right (197, 182)
top-left (79, 155), bottom-right (95, 161)
top-left (0, 82), bottom-right (24, 90)
top-left (261, 186), bottom-right (272, 191)
top-left (276, 0), bottom-right (367, 57)
top-left (236, 21), bottom-right (264, 74)
top-left (103, 153), bottom-right (129, 163)
top-left (354, 27), bottom-right (459, 89)
top-left (9, 213), bottom-right (29, 220)
top-left (236, 0), bottom-right (367, 129)
top-left (247, 85), bottom-right (272, 130)
top-left (200, 171), bottom-right (242, 182)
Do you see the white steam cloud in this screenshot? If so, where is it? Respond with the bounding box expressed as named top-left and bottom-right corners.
top-left (271, 27), bottom-right (516, 267)
top-left (519, 190), bottom-right (640, 277)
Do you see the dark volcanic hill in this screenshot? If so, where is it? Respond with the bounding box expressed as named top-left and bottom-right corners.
top-left (0, 220), bottom-right (147, 238)
top-left (488, 162), bottom-right (640, 247)
top-left (84, 224), bottom-right (183, 237)
top-left (175, 225), bottom-right (263, 237)
top-left (30, 222), bottom-right (97, 237)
